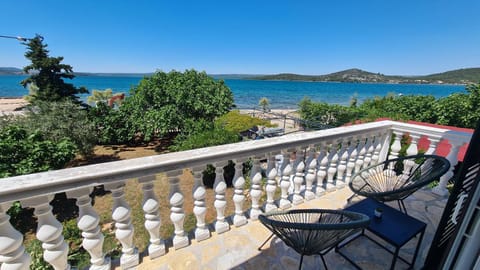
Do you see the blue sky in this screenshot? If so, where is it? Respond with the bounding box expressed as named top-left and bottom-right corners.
top-left (1, 0), bottom-right (479, 75)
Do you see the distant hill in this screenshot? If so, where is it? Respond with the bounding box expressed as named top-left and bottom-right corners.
top-left (0, 67), bottom-right (24, 75)
top-left (253, 68), bottom-right (480, 84)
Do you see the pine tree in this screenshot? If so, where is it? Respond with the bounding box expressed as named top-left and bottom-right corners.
top-left (21, 34), bottom-right (88, 103)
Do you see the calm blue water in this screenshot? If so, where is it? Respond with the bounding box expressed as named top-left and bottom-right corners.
top-left (0, 75), bottom-right (465, 109)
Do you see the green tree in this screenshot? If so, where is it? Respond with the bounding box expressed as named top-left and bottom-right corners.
top-left (87, 89), bottom-right (114, 106)
top-left (120, 69), bottom-right (234, 141)
top-left (21, 35), bottom-right (88, 103)
top-left (259, 97), bottom-right (270, 111)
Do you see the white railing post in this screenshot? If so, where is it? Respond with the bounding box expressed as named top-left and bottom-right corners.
top-left (326, 141), bottom-right (338, 191)
top-left (0, 202), bottom-right (31, 270)
top-left (250, 156), bottom-right (263, 220)
top-left (425, 136), bottom-right (441, 155)
top-left (336, 139), bottom-right (349, 189)
top-left (406, 133), bottom-right (420, 156)
top-left (192, 166), bottom-right (210, 241)
top-left (316, 143), bottom-right (328, 196)
top-left (213, 161), bottom-right (230, 233)
top-left (279, 149), bottom-right (293, 209)
top-left (355, 137), bottom-right (366, 174)
top-left (232, 159), bottom-right (247, 227)
top-left (66, 188), bottom-right (110, 269)
top-left (371, 132), bottom-right (384, 165)
top-left (390, 131), bottom-right (404, 159)
top-left (304, 146), bottom-right (317, 200)
top-left (139, 175), bottom-right (165, 258)
top-left (345, 137), bottom-right (358, 185)
top-left (292, 147), bottom-right (305, 205)
top-left (21, 195), bottom-right (70, 270)
top-left (104, 182), bottom-right (139, 268)
top-left (265, 153), bottom-right (279, 212)
top-left (433, 140), bottom-right (463, 196)
top-left (167, 170), bottom-right (189, 249)
top-left (362, 134), bottom-right (375, 169)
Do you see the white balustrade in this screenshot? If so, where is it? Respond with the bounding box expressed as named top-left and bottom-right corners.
top-left (279, 149), bottom-right (293, 209)
top-left (433, 140), bottom-right (463, 196)
top-left (66, 188), bottom-right (110, 269)
top-left (336, 140), bottom-right (348, 189)
top-left (167, 170), bottom-right (189, 249)
top-left (232, 159), bottom-right (247, 227)
top-left (316, 143), bottom-right (328, 196)
top-left (192, 166), bottom-right (210, 240)
top-left (213, 161), bottom-right (230, 233)
top-left (292, 147), bottom-right (305, 205)
top-left (139, 176), bottom-right (165, 258)
top-left (104, 182), bottom-right (139, 269)
top-left (0, 120), bottom-right (472, 269)
top-left (304, 146), bottom-right (317, 200)
top-left (249, 156), bottom-right (264, 220)
top-left (21, 195), bottom-right (70, 270)
top-left (265, 153), bottom-right (279, 212)
top-left (326, 141), bottom-right (339, 191)
top-left (0, 202), bottom-right (31, 270)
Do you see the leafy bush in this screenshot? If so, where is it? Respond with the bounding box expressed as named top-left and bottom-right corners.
top-left (0, 125), bottom-right (76, 177)
top-left (299, 97), bottom-right (362, 127)
top-left (216, 110), bottom-right (274, 133)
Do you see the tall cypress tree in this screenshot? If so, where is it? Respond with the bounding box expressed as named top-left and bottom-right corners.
top-left (21, 34), bottom-right (88, 103)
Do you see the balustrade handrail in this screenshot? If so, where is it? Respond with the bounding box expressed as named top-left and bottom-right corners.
top-left (0, 120), bottom-right (471, 204)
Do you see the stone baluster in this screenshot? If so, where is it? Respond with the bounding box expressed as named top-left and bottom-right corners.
top-left (402, 133), bottom-right (421, 176)
top-left (425, 136), bottom-right (441, 155)
top-left (265, 153), bottom-right (279, 212)
top-left (389, 131), bottom-right (404, 160)
top-left (138, 176), bottom-right (165, 257)
top-left (304, 146), bottom-right (317, 200)
top-left (433, 140), bottom-right (463, 196)
top-left (232, 158), bottom-right (247, 227)
top-left (21, 195), bottom-right (69, 270)
top-left (362, 135), bottom-right (375, 169)
top-left (250, 156), bottom-right (264, 220)
top-left (316, 143), bottom-right (328, 196)
top-left (167, 170), bottom-right (189, 249)
top-left (336, 140), bottom-right (349, 189)
top-left (192, 166), bottom-right (210, 241)
top-left (0, 202), bottom-right (31, 270)
top-left (214, 161), bottom-right (230, 233)
top-left (279, 150), bottom-right (293, 209)
top-left (371, 132), bottom-right (384, 166)
top-left (104, 182), bottom-right (139, 268)
top-left (66, 188), bottom-right (110, 269)
top-left (292, 147), bottom-right (305, 205)
top-left (326, 141), bottom-right (339, 191)
top-left (345, 138), bottom-right (358, 185)
top-left (355, 137), bottom-right (367, 173)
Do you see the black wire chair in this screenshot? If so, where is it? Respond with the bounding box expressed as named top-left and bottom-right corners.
top-left (258, 209), bottom-right (370, 270)
top-left (349, 154), bottom-right (450, 213)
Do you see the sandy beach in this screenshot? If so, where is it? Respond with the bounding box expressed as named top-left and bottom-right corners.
top-left (0, 98), bottom-right (28, 114)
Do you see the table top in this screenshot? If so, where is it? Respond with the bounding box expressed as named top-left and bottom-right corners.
top-left (345, 198), bottom-right (426, 247)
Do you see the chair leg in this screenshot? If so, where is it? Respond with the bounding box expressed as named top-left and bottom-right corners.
top-left (397, 200), bottom-right (408, 215)
top-left (320, 254), bottom-right (328, 270)
top-left (258, 233), bottom-right (275, 251)
top-left (299, 254), bottom-right (305, 270)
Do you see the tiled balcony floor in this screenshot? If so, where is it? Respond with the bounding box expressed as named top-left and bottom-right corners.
top-left (120, 187), bottom-right (447, 270)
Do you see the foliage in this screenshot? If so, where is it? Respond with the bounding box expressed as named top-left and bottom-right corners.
top-left (88, 102), bottom-right (132, 144)
top-left (26, 239), bottom-right (53, 270)
top-left (434, 83), bottom-right (480, 128)
top-left (119, 69), bottom-right (234, 141)
top-left (0, 125), bottom-right (76, 178)
top-left (18, 100), bottom-right (97, 157)
top-left (259, 97), bottom-right (270, 111)
top-left (87, 89), bottom-right (114, 106)
top-left (215, 110), bottom-right (274, 134)
top-left (21, 35), bottom-right (87, 104)
top-left (298, 97), bottom-right (361, 127)
top-left (170, 126), bottom-right (240, 152)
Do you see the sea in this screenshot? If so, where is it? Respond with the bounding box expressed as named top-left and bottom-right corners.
top-left (0, 75), bottom-right (466, 109)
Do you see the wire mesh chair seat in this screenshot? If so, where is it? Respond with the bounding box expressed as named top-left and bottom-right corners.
top-left (258, 209), bottom-right (370, 270)
top-left (349, 154), bottom-right (450, 213)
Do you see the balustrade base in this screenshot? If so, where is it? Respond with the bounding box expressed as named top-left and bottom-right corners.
top-left (120, 250), bottom-right (139, 269)
top-left (195, 228), bottom-right (211, 241)
top-left (292, 195), bottom-right (304, 205)
top-left (233, 215), bottom-right (247, 227)
top-left (249, 209), bottom-right (263, 221)
top-left (326, 184), bottom-right (337, 192)
top-left (90, 257), bottom-right (111, 270)
top-left (215, 221), bottom-right (230, 234)
top-left (264, 203), bottom-right (278, 213)
top-left (148, 243), bottom-right (166, 259)
top-left (279, 200), bottom-right (291, 210)
top-left (173, 235), bottom-right (189, 250)
top-left (336, 182), bottom-right (346, 189)
top-left (304, 191), bottom-right (316, 201)
top-left (316, 187), bottom-right (326, 197)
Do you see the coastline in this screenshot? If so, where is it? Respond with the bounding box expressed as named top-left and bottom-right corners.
top-left (0, 98), bottom-right (28, 114)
